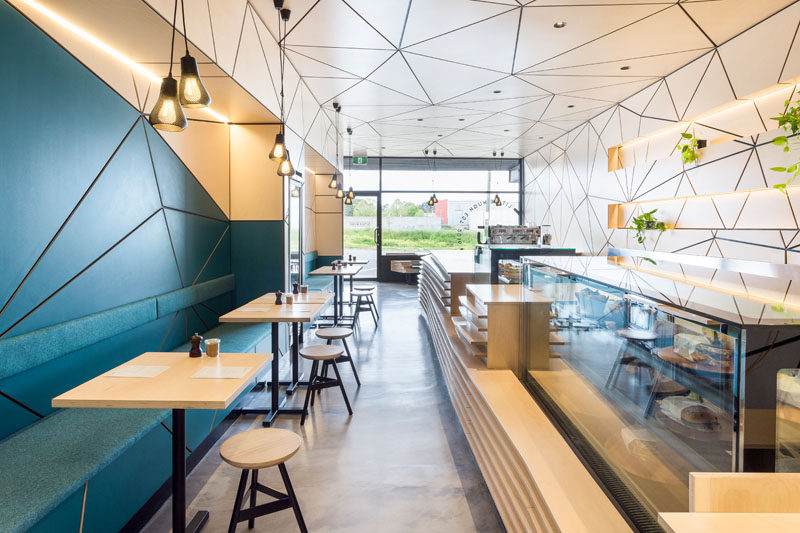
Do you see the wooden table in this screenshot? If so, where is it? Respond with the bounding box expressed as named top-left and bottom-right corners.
top-left (308, 265), bottom-right (362, 325)
top-left (219, 292), bottom-right (333, 426)
top-left (658, 512), bottom-right (800, 533)
top-left (53, 352), bottom-right (270, 533)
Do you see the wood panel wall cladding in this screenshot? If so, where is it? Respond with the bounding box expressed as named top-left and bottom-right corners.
top-left (524, 3), bottom-right (800, 309)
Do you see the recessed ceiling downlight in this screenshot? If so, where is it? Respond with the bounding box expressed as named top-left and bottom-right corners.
top-left (554, 21), bottom-right (567, 29)
top-left (620, 65), bottom-right (631, 71)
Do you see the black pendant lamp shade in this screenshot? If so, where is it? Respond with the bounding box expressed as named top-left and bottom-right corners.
top-left (149, 75), bottom-right (187, 132)
top-left (347, 187), bottom-right (355, 200)
top-left (179, 54), bottom-right (211, 107)
top-left (431, 193), bottom-right (438, 204)
top-left (328, 174), bottom-right (339, 189)
top-left (427, 195), bottom-right (435, 206)
top-left (336, 183), bottom-right (344, 199)
top-left (493, 194), bottom-right (502, 206)
top-left (344, 196), bottom-right (353, 205)
top-left (278, 149), bottom-right (295, 176)
top-left (269, 133), bottom-right (287, 161)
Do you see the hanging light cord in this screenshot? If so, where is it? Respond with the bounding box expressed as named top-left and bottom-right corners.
top-left (180, 0), bottom-right (189, 54)
top-left (279, 13), bottom-right (286, 133)
top-left (168, 0), bottom-right (178, 77)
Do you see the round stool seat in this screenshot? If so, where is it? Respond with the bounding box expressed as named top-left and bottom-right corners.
top-left (300, 344), bottom-right (344, 360)
top-left (315, 327), bottom-right (353, 340)
top-left (353, 284), bottom-right (375, 291)
top-left (351, 287), bottom-right (374, 294)
top-left (220, 428), bottom-right (301, 470)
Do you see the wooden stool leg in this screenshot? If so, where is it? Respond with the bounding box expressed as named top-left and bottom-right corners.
top-left (342, 338), bottom-right (360, 387)
top-left (301, 361), bottom-right (318, 426)
top-left (279, 463), bottom-right (308, 533)
top-left (248, 469), bottom-right (258, 529)
top-left (229, 469), bottom-right (249, 533)
top-left (330, 361), bottom-right (353, 415)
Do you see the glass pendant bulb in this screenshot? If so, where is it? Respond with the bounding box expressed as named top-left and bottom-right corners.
top-left (344, 196), bottom-right (353, 205)
top-left (149, 75), bottom-right (187, 132)
top-left (269, 133), bottom-right (286, 161)
top-left (432, 193), bottom-right (438, 204)
top-left (328, 174), bottom-right (339, 189)
top-left (277, 149), bottom-right (294, 176)
top-left (291, 186), bottom-right (300, 197)
top-left (347, 187), bottom-right (355, 199)
top-left (179, 54), bottom-right (211, 108)
top-left (493, 194), bottom-right (502, 206)
top-left (336, 184), bottom-right (344, 199)
top-left (428, 195), bottom-right (435, 207)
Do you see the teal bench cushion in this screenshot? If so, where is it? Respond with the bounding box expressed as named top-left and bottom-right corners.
top-left (0, 298), bottom-right (157, 380)
top-left (0, 407), bottom-right (168, 533)
top-left (156, 274), bottom-right (235, 317)
top-left (172, 321), bottom-right (271, 353)
top-left (306, 276), bottom-right (333, 292)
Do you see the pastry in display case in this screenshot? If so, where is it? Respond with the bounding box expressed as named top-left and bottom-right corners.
top-left (520, 249), bottom-right (800, 532)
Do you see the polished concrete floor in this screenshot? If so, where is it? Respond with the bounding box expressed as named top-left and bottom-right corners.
top-left (144, 283), bottom-right (504, 532)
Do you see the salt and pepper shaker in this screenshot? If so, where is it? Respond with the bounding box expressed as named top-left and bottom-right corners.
top-left (293, 282), bottom-right (299, 294)
top-left (189, 332), bottom-right (203, 358)
top-left (275, 290), bottom-right (283, 305)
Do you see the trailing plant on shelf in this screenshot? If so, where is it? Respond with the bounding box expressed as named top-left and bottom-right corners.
top-left (629, 209), bottom-right (667, 244)
top-left (770, 98), bottom-right (800, 193)
top-left (676, 132), bottom-right (705, 165)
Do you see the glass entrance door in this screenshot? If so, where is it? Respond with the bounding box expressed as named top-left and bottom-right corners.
top-left (343, 193), bottom-right (379, 280)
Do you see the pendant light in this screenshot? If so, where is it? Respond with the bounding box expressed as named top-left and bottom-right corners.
top-left (278, 149), bottom-right (295, 176)
top-left (344, 196), bottom-right (353, 205)
top-left (330, 102), bottom-right (342, 189)
top-left (336, 183), bottom-right (344, 199)
top-left (493, 194), bottom-right (502, 206)
top-left (346, 127), bottom-right (356, 201)
top-left (430, 149), bottom-right (439, 205)
top-left (149, 0), bottom-right (187, 131)
top-left (178, 0), bottom-right (210, 107)
top-left (270, 4), bottom-right (293, 171)
top-left (291, 185), bottom-right (300, 197)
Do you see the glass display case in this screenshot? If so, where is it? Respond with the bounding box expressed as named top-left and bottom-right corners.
top-left (521, 249), bottom-right (800, 530)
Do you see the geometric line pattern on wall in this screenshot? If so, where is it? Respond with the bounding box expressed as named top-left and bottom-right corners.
top-left (524, 2), bottom-right (800, 309)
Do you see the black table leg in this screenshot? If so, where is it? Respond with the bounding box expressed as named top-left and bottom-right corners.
top-left (263, 323), bottom-right (281, 427)
top-left (333, 277), bottom-right (339, 326)
top-left (285, 321), bottom-right (306, 395)
top-left (172, 409), bottom-right (209, 533)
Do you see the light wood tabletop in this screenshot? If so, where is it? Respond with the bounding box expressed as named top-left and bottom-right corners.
top-left (308, 265), bottom-right (362, 276)
top-left (52, 352), bottom-right (270, 410)
top-left (219, 293), bottom-right (332, 324)
top-left (658, 513), bottom-right (800, 533)
top-left (252, 291), bottom-right (333, 304)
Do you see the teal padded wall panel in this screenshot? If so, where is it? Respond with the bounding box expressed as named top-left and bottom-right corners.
top-left (231, 221), bottom-right (284, 306)
top-left (164, 210), bottom-right (231, 286)
top-left (0, 121), bottom-right (162, 336)
top-left (0, 297), bottom-right (156, 380)
top-left (0, 315), bottom-right (175, 440)
top-left (4, 214), bottom-right (181, 337)
top-left (156, 275), bottom-right (235, 318)
top-left (145, 126), bottom-right (227, 221)
top-left (317, 255), bottom-right (343, 267)
top-left (27, 486), bottom-right (83, 533)
top-left (0, 1), bottom-right (141, 317)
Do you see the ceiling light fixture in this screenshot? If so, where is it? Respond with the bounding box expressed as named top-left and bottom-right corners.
top-left (458, 118), bottom-right (465, 121)
top-left (177, 0), bottom-right (210, 107)
top-left (274, 3), bottom-right (295, 176)
top-left (291, 185), bottom-right (301, 197)
top-left (345, 126), bottom-right (356, 202)
top-left (620, 65), bottom-right (631, 71)
top-left (20, 0), bottom-right (228, 123)
top-left (148, 0), bottom-right (187, 131)
top-left (344, 196), bottom-right (353, 205)
top-left (336, 182), bottom-right (344, 198)
top-left (554, 21), bottom-right (567, 28)
top-left (493, 194), bottom-right (502, 206)
top-left (329, 102), bottom-right (341, 188)
top-left (493, 90), bottom-right (502, 94)
top-left (417, 118), bottom-right (424, 122)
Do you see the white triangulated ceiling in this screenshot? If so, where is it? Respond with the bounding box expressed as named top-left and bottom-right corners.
top-left (252, 0), bottom-right (794, 159)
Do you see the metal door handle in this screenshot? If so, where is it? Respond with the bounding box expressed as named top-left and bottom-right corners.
top-left (373, 228), bottom-right (380, 244)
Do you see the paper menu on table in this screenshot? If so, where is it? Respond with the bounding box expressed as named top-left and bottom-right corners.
top-left (192, 366), bottom-right (251, 379)
top-left (105, 365), bottom-right (170, 378)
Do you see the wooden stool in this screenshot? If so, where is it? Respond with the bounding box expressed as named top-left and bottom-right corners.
top-left (352, 288), bottom-right (379, 326)
top-left (353, 284), bottom-right (375, 291)
top-left (219, 428), bottom-right (307, 533)
top-left (299, 344), bottom-right (353, 425)
top-left (315, 327), bottom-right (360, 386)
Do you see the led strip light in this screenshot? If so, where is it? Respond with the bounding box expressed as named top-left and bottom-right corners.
top-left (20, 0), bottom-right (230, 124)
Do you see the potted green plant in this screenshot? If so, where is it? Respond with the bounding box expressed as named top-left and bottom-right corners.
top-left (629, 209), bottom-right (667, 244)
top-left (676, 132), bottom-right (706, 165)
top-left (770, 98), bottom-right (800, 193)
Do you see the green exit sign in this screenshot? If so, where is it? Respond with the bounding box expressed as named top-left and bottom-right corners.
top-left (352, 156), bottom-right (368, 165)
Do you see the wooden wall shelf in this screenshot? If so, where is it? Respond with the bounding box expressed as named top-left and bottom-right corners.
top-left (608, 186), bottom-right (800, 231)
